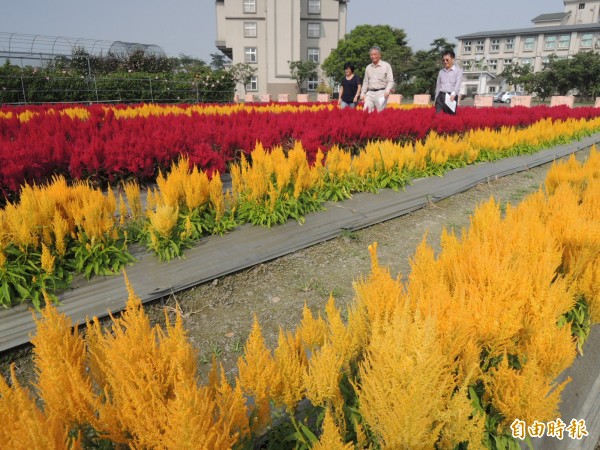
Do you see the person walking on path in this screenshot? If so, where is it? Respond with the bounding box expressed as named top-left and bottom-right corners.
top-left (338, 62), bottom-right (362, 109)
top-left (360, 46), bottom-right (394, 113)
top-left (435, 50), bottom-right (463, 115)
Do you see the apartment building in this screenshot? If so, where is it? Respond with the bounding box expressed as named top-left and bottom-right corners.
top-left (456, 0), bottom-right (600, 95)
top-left (215, 0), bottom-right (349, 97)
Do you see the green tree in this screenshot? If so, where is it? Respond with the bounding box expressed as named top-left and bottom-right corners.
top-left (172, 54), bottom-right (207, 72)
top-left (229, 63), bottom-right (257, 94)
top-left (401, 38), bottom-right (455, 98)
top-left (210, 52), bottom-right (229, 71)
top-left (321, 24), bottom-right (412, 84)
top-left (501, 63), bottom-right (532, 92)
top-left (531, 69), bottom-right (556, 101)
top-left (565, 51), bottom-right (600, 99)
top-left (288, 60), bottom-right (318, 93)
top-left (122, 50), bottom-right (174, 74)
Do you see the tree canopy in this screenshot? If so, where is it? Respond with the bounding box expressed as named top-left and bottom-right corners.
top-left (321, 25), bottom-right (412, 84)
top-left (288, 60), bottom-right (318, 93)
top-left (501, 51), bottom-right (600, 100)
top-left (401, 38), bottom-right (456, 98)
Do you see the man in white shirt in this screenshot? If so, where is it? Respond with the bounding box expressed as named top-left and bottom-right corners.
top-left (360, 46), bottom-right (394, 113)
top-left (435, 50), bottom-right (463, 115)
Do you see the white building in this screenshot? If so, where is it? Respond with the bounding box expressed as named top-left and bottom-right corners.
top-left (215, 0), bottom-right (349, 97)
top-left (456, 0), bottom-right (600, 95)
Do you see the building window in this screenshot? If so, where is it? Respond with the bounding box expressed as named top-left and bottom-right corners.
top-left (523, 37), bottom-right (536, 51)
top-left (522, 58), bottom-right (533, 66)
top-left (243, 0), bottom-right (256, 13)
top-left (307, 48), bottom-right (320, 63)
top-left (244, 22), bottom-right (257, 38)
top-left (504, 58), bottom-right (513, 66)
top-left (463, 41), bottom-right (472, 53)
top-left (308, 23), bottom-right (320, 38)
top-left (244, 47), bottom-right (257, 63)
top-left (489, 59), bottom-right (497, 71)
top-left (246, 76), bottom-right (258, 92)
top-left (307, 77), bottom-right (319, 91)
top-left (475, 40), bottom-right (485, 52)
top-left (545, 35), bottom-right (557, 49)
top-left (308, 0), bottom-right (321, 14)
top-left (542, 56), bottom-right (551, 68)
top-left (490, 39), bottom-right (500, 51)
top-left (558, 34), bottom-right (570, 49)
top-left (581, 33), bottom-right (593, 47)
top-left (505, 37), bottom-right (515, 51)
top-left (579, 3), bottom-right (586, 9)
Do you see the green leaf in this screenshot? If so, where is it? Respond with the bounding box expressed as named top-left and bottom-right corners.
top-left (298, 423), bottom-right (319, 444)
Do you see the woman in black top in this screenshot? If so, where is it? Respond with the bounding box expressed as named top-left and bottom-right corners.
top-left (338, 62), bottom-right (362, 109)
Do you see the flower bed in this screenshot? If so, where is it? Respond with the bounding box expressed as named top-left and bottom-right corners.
top-left (0, 148), bottom-right (598, 448)
top-left (1, 117), bottom-right (600, 309)
top-left (2, 103), bottom-right (600, 198)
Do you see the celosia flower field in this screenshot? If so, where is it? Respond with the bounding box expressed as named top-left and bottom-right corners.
top-left (2, 103), bottom-right (600, 308)
top-left (2, 103), bottom-right (600, 197)
top-left (0, 147), bottom-right (598, 449)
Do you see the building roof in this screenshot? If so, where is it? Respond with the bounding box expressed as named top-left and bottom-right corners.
top-left (532, 12), bottom-right (570, 23)
top-left (456, 22), bottom-right (600, 40)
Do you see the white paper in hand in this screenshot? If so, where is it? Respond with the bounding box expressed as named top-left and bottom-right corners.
top-left (444, 93), bottom-right (457, 113)
top-left (378, 96), bottom-right (386, 107)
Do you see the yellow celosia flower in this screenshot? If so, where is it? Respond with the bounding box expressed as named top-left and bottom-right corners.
top-left (303, 342), bottom-right (344, 413)
top-left (486, 356), bottom-right (569, 426)
top-left (31, 301), bottom-right (98, 427)
top-left (85, 274), bottom-right (200, 446)
top-left (52, 211), bottom-right (69, 257)
top-left (296, 303), bottom-right (328, 350)
top-left (209, 172), bottom-right (226, 220)
top-left (357, 307), bottom-right (458, 449)
top-left (273, 328), bottom-right (307, 412)
top-left (40, 243), bottom-right (56, 275)
top-left (312, 408), bottom-right (353, 450)
top-left (123, 180), bottom-right (143, 220)
top-left (148, 205), bottom-right (179, 237)
top-left (0, 365), bottom-right (75, 448)
top-left (236, 316), bottom-right (281, 433)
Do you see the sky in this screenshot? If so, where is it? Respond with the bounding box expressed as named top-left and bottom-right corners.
top-left (0, 0), bottom-right (559, 63)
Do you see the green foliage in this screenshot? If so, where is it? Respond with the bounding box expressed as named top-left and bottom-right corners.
top-left (558, 296), bottom-right (591, 355)
top-left (401, 38), bottom-right (456, 98)
top-left (70, 236), bottom-right (136, 279)
top-left (0, 61), bottom-right (235, 104)
top-left (210, 52), bottom-right (230, 71)
top-left (469, 382), bottom-right (529, 450)
top-left (0, 50), bottom-right (235, 104)
top-left (322, 24), bottom-right (411, 83)
top-left (288, 60), bottom-right (319, 93)
top-left (503, 53), bottom-right (600, 100)
top-left (236, 188), bottom-right (324, 228)
top-left (321, 176), bottom-right (355, 202)
top-left (0, 245), bottom-right (72, 310)
top-left (144, 223), bottom-right (193, 262)
top-left (229, 63), bottom-right (257, 94)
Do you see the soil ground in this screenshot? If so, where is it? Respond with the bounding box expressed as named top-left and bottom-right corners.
top-left (0, 146), bottom-right (593, 394)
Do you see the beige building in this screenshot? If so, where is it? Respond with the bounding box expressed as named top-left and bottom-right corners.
top-left (215, 0), bottom-right (349, 97)
top-left (456, 0), bottom-right (600, 95)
